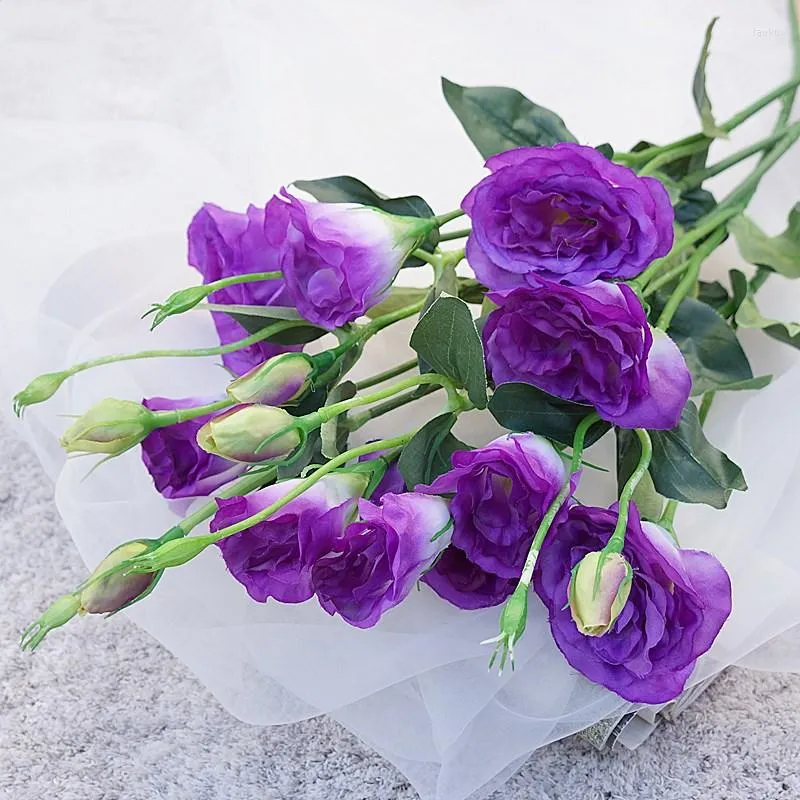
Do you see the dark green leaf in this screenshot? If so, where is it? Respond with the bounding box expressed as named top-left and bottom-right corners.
top-left (595, 143), bottom-right (614, 160)
top-left (225, 312), bottom-right (327, 345)
top-left (410, 295), bottom-right (488, 408)
top-left (692, 17), bottom-right (727, 139)
top-left (398, 412), bottom-right (468, 489)
top-left (277, 429), bottom-right (322, 480)
top-left (729, 204), bottom-right (800, 278)
top-left (661, 296), bottom-right (759, 395)
top-left (488, 382), bottom-right (609, 446)
top-left (441, 77), bottom-right (576, 159)
top-left (649, 401), bottom-right (746, 509)
top-left (729, 268), bottom-right (749, 313)
top-left (697, 280), bottom-right (730, 312)
top-left (661, 145), bottom-right (710, 182)
top-left (292, 175), bottom-right (439, 266)
top-left (456, 278), bottom-right (488, 305)
top-left (675, 187), bottom-right (717, 230)
top-left (616, 430), bottom-right (664, 522)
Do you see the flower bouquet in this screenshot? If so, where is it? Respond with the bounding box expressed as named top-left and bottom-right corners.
top-left (12, 4), bottom-right (800, 799)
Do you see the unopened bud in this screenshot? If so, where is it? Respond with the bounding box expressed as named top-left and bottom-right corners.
top-left (20, 593), bottom-right (82, 652)
top-left (569, 551), bottom-right (632, 637)
top-left (145, 285), bottom-right (210, 329)
top-left (79, 540), bottom-right (161, 614)
top-left (60, 398), bottom-right (157, 456)
top-left (227, 353), bottom-right (315, 405)
top-left (13, 371), bottom-right (69, 416)
top-left (196, 405), bottom-right (302, 463)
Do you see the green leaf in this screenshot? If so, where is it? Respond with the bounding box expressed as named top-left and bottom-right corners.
top-left (456, 278), bottom-right (488, 305)
top-left (364, 286), bottom-right (429, 320)
top-left (410, 295), bottom-right (488, 408)
top-left (595, 143), bottom-right (614, 160)
top-left (661, 296), bottom-right (761, 394)
top-left (441, 77), bottom-right (577, 159)
top-left (735, 289), bottom-right (800, 350)
top-left (488, 382), bottom-right (609, 446)
top-left (675, 187), bottom-right (717, 231)
top-left (219, 309), bottom-right (327, 345)
top-left (292, 175), bottom-right (439, 266)
top-left (320, 381), bottom-right (356, 459)
top-left (697, 279), bottom-right (730, 312)
top-left (616, 430), bottom-right (664, 522)
top-left (398, 412), bottom-right (468, 489)
top-left (692, 17), bottom-right (728, 139)
top-left (729, 204), bottom-right (800, 278)
top-left (648, 401), bottom-right (746, 509)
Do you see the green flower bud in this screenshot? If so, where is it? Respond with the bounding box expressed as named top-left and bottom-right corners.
top-left (196, 404), bottom-right (302, 463)
top-left (60, 398), bottom-right (157, 456)
top-left (227, 352), bottom-right (315, 405)
top-left (568, 551), bottom-right (633, 637)
top-left (13, 371), bottom-right (69, 416)
top-left (20, 593), bottom-right (82, 651)
top-left (79, 540), bottom-right (161, 614)
top-left (482, 582), bottom-right (529, 673)
top-left (146, 285), bottom-right (210, 329)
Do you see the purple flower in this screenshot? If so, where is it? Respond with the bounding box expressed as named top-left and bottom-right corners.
top-left (422, 546), bottom-right (517, 610)
top-left (419, 433), bottom-right (568, 579)
top-left (188, 203), bottom-right (300, 376)
top-left (483, 281), bottom-right (691, 430)
top-left (534, 504), bottom-right (732, 704)
top-left (211, 473), bottom-right (366, 603)
top-left (462, 143), bottom-right (674, 288)
top-left (357, 448), bottom-right (406, 502)
top-left (141, 396), bottom-right (244, 499)
top-left (265, 189), bottom-right (433, 330)
top-left (312, 492), bottom-right (452, 628)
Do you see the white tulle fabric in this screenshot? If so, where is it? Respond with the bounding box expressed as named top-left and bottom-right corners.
top-left (1, 2), bottom-right (800, 799)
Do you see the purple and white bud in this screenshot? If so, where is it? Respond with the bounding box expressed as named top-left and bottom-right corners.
top-left (196, 405), bottom-right (301, 463)
top-left (226, 352), bottom-right (315, 406)
top-left (568, 551), bottom-right (633, 637)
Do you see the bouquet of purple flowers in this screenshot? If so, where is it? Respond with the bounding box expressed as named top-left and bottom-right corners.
top-left (16, 10), bottom-right (800, 710)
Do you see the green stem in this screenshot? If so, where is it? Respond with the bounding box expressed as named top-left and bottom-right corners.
top-left (347, 384), bottom-right (441, 430)
top-left (433, 209), bottom-right (466, 226)
top-left (62, 320), bottom-right (300, 379)
top-left (519, 413), bottom-right (600, 586)
top-left (354, 358), bottom-right (418, 391)
top-left (658, 500), bottom-right (679, 531)
top-left (605, 429), bottom-right (653, 554)
top-left (639, 140), bottom-right (709, 177)
top-left (698, 391), bottom-right (716, 425)
top-left (154, 398), bottom-right (234, 427)
top-left (750, 266), bottom-right (772, 294)
top-left (204, 271), bottom-right (282, 293)
top-left (360, 300), bottom-right (426, 336)
top-left (655, 227), bottom-right (727, 329)
top-left (439, 227), bottom-right (472, 242)
top-left (678, 129), bottom-right (789, 190)
top-left (411, 249), bottom-right (441, 267)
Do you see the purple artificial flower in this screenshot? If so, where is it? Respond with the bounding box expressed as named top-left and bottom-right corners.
top-left (534, 503), bottom-right (732, 704)
top-left (462, 143), bottom-right (674, 288)
top-left (422, 545), bottom-right (517, 610)
top-left (265, 189), bottom-right (433, 330)
top-left (140, 396), bottom-right (244, 499)
top-left (211, 473), bottom-right (366, 604)
top-left (312, 492), bottom-right (452, 628)
top-left (187, 203), bottom-right (300, 376)
top-left (419, 432), bottom-right (568, 579)
top-left (483, 281), bottom-right (691, 430)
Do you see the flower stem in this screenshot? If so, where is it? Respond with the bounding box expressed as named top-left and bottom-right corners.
top-left (518, 412), bottom-right (600, 587)
top-left (433, 209), bottom-right (466, 226)
top-left (354, 358), bottom-right (418, 391)
top-left (655, 226), bottom-right (727, 329)
top-left (439, 227), bottom-right (472, 242)
top-left (360, 300), bottom-right (426, 336)
top-left (411, 249), bottom-right (441, 267)
top-left (154, 398), bottom-right (234, 427)
top-left (347, 384), bottom-right (441, 430)
top-left (605, 428), bottom-right (653, 554)
top-left (202, 271), bottom-right (282, 293)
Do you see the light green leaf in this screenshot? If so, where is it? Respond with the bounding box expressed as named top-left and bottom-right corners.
top-left (692, 17), bottom-right (728, 139)
top-left (729, 204), bottom-right (800, 278)
top-left (441, 77), bottom-right (576, 159)
top-left (365, 287), bottom-right (429, 320)
top-left (735, 291), bottom-right (800, 349)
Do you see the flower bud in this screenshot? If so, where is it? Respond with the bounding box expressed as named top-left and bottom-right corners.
top-left (568, 551), bottom-right (633, 637)
top-left (196, 405), bottom-right (302, 463)
top-left (13, 371), bottom-right (69, 415)
top-left (227, 352), bottom-right (315, 405)
top-left (79, 540), bottom-right (161, 614)
top-left (60, 398), bottom-right (157, 456)
top-left (20, 593), bottom-right (82, 652)
top-left (146, 284), bottom-right (210, 329)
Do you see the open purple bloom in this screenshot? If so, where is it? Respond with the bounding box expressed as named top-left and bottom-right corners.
top-left (187, 203), bottom-right (300, 376)
top-left (312, 492), bottom-right (452, 628)
top-left (140, 396), bottom-right (244, 499)
top-left (265, 189), bottom-right (433, 330)
top-left (534, 503), bottom-right (732, 704)
top-left (483, 281), bottom-right (691, 430)
top-left (211, 473), bottom-right (365, 604)
top-left (422, 545), bottom-right (517, 610)
top-left (419, 433), bottom-right (568, 579)
top-left (462, 143), bottom-right (673, 288)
